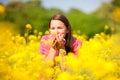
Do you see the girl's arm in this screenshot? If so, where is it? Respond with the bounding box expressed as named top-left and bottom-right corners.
top-left (45, 47), bottom-right (56, 61)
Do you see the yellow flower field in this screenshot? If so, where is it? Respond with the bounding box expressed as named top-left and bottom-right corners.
top-left (0, 23), bottom-right (120, 80)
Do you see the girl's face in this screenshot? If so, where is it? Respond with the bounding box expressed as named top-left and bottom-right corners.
top-left (50, 20), bottom-right (68, 38)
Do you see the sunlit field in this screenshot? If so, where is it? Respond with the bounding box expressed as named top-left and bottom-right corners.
top-left (0, 23), bottom-right (120, 80)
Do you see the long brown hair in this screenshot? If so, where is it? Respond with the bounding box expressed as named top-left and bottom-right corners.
top-left (49, 14), bottom-right (74, 53)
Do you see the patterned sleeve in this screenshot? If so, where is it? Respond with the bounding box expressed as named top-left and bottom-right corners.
top-left (73, 38), bottom-right (82, 55)
top-left (39, 35), bottom-right (51, 56)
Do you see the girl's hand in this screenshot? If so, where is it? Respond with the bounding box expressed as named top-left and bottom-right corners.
top-left (49, 33), bottom-right (66, 49)
top-left (49, 33), bottom-right (57, 48)
top-left (55, 34), bottom-right (66, 49)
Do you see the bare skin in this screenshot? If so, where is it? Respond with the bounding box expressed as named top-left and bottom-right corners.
top-left (45, 20), bottom-right (68, 61)
top-left (45, 20), bottom-right (68, 70)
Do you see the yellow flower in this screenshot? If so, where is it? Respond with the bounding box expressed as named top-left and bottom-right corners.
top-left (55, 56), bottom-right (61, 61)
top-left (100, 32), bottom-right (105, 36)
top-left (112, 7), bottom-right (120, 22)
top-left (44, 30), bottom-right (50, 35)
top-left (54, 32), bottom-right (58, 37)
top-left (111, 27), bottom-right (115, 33)
top-left (57, 72), bottom-right (72, 80)
top-left (45, 68), bottom-right (54, 76)
top-left (104, 61), bottom-right (116, 72)
top-left (104, 25), bottom-right (109, 30)
top-left (28, 35), bottom-right (37, 41)
top-left (46, 60), bottom-right (54, 67)
top-left (33, 29), bottom-right (38, 34)
top-left (0, 5), bottom-right (5, 13)
top-left (59, 49), bottom-right (66, 55)
top-left (24, 33), bottom-right (28, 37)
top-left (38, 32), bottom-right (42, 36)
top-left (25, 24), bottom-right (32, 29)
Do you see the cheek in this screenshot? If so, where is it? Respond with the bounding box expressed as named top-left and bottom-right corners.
top-left (50, 30), bottom-right (55, 34)
top-left (59, 30), bottom-right (67, 37)
top-left (58, 30), bottom-right (65, 34)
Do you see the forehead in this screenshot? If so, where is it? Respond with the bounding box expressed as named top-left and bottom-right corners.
top-left (50, 20), bottom-right (65, 27)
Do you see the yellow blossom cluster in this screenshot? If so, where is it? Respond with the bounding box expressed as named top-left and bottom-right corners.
top-left (0, 24), bottom-right (120, 80)
top-left (0, 5), bottom-right (5, 14)
top-left (112, 7), bottom-right (120, 22)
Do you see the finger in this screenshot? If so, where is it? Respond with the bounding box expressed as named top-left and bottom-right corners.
top-left (59, 34), bottom-right (64, 39)
top-left (50, 33), bottom-right (54, 37)
top-left (52, 39), bottom-right (57, 47)
top-left (60, 39), bottom-right (66, 46)
top-left (57, 34), bottom-right (63, 42)
top-left (58, 35), bottom-right (66, 45)
top-left (49, 34), bottom-right (56, 44)
top-left (62, 38), bottom-right (65, 41)
top-left (56, 34), bottom-right (60, 42)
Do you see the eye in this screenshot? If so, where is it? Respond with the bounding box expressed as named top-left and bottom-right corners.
top-left (58, 26), bottom-right (63, 29)
top-left (50, 27), bottom-right (55, 30)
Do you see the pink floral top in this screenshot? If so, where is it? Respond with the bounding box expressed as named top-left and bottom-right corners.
top-left (40, 35), bottom-right (82, 56)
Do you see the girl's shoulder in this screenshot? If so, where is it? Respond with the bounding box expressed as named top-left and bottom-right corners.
top-left (41, 35), bottom-right (50, 40)
top-left (73, 37), bottom-right (82, 46)
top-left (72, 37), bottom-right (82, 54)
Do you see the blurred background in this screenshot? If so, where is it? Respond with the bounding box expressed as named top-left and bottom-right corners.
top-left (1, 1), bottom-right (120, 80)
top-left (0, 0), bottom-right (120, 39)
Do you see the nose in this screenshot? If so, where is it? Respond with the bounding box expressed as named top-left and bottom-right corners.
top-left (54, 29), bottom-right (59, 34)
